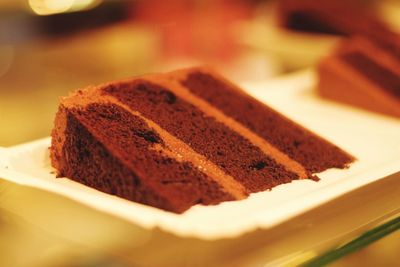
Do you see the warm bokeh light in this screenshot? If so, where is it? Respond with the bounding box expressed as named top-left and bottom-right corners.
top-left (28, 0), bottom-right (101, 16)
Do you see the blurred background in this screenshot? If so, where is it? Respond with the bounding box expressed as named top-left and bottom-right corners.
top-left (0, 0), bottom-right (399, 266)
top-left (1, 0), bottom-right (400, 146)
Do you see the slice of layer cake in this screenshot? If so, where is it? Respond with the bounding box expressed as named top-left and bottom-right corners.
top-left (318, 37), bottom-right (400, 118)
top-left (51, 67), bottom-right (354, 213)
top-left (277, 0), bottom-right (400, 60)
top-left (277, 0), bottom-right (387, 36)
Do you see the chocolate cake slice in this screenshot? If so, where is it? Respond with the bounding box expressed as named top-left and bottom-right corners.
top-left (277, 0), bottom-right (388, 36)
top-left (51, 67), bottom-right (354, 213)
top-left (318, 37), bottom-right (400, 118)
top-left (277, 0), bottom-right (400, 60)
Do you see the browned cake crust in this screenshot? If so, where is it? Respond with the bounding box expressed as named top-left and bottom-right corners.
top-left (51, 67), bottom-right (354, 213)
top-left (318, 37), bottom-right (400, 118)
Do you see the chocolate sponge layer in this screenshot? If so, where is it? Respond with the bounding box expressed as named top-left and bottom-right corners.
top-left (181, 71), bottom-right (353, 173)
top-left (103, 81), bottom-right (299, 192)
top-left (52, 103), bottom-right (233, 213)
top-left (341, 52), bottom-right (400, 99)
